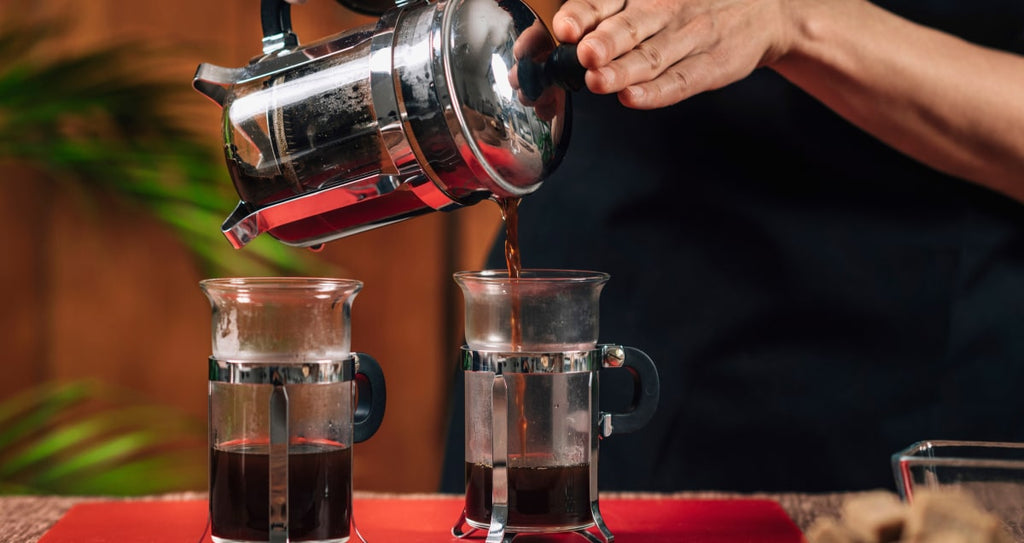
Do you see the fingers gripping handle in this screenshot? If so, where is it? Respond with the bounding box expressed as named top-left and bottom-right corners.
top-left (353, 353), bottom-right (387, 443)
top-left (604, 346), bottom-right (660, 435)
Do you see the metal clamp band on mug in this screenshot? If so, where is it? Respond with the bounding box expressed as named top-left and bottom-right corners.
top-left (461, 347), bottom-right (602, 373)
top-left (353, 353), bottom-right (387, 443)
top-left (208, 357), bottom-right (356, 384)
top-left (600, 345), bottom-right (660, 436)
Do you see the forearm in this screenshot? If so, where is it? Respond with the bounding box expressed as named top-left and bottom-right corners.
top-left (771, 0), bottom-right (1024, 201)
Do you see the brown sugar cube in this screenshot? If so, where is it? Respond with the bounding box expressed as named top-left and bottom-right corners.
top-left (806, 518), bottom-right (867, 543)
top-left (902, 489), bottom-right (1013, 543)
top-left (840, 490), bottom-right (907, 542)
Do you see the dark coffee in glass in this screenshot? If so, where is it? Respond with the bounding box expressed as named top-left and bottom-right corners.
top-left (464, 462), bottom-right (592, 529)
top-left (210, 441), bottom-right (352, 542)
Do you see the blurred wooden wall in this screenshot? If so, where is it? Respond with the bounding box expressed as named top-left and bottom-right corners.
top-left (0, 0), bottom-right (557, 492)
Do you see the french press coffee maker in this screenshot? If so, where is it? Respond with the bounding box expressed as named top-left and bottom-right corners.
top-left (452, 270), bottom-right (660, 543)
top-left (193, 0), bottom-right (582, 249)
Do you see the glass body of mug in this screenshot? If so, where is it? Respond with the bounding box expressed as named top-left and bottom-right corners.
top-left (463, 365), bottom-right (597, 531)
top-left (455, 270), bottom-right (608, 532)
top-left (201, 277), bottom-right (365, 543)
top-left (209, 371), bottom-right (356, 542)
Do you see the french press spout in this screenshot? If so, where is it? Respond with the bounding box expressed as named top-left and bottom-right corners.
top-left (193, 0), bottom-right (583, 249)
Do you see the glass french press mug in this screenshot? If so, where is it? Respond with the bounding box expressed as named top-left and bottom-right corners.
top-left (451, 270), bottom-right (660, 542)
top-left (201, 277), bottom-right (387, 543)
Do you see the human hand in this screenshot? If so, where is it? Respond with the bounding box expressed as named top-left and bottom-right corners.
top-left (551, 0), bottom-right (795, 109)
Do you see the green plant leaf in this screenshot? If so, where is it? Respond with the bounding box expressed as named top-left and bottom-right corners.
top-left (0, 13), bottom-right (328, 277)
top-left (0, 380), bottom-right (206, 496)
top-left (33, 430), bottom-right (177, 483)
top-left (0, 382), bottom-right (93, 451)
top-left (0, 405), bottom-right (203, 479)
top-left (53, 453), bottom-right (206, 496)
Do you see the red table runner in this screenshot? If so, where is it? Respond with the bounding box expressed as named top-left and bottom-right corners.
top-left (39, 495), bottom-right (806, 542)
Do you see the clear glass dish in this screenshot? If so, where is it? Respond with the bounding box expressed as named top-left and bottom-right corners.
top-left (893, 440), bottom-right (1024, 539)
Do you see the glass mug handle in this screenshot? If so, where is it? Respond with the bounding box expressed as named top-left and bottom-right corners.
top-left (600, 345), bottom-right (661, 436)
top-left (353, 353), bottom-right (387, 443)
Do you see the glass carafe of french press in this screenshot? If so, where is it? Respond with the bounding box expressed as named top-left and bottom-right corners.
top-left (193, 0), bottom-right (581, 249)
top-left (201, 277), bottom-right (386, 543)
top-left (452, 270), bottom-right (660, 542)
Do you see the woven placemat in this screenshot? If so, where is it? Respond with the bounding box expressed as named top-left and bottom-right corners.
top-left (0, 492), bottom-right (203, 543)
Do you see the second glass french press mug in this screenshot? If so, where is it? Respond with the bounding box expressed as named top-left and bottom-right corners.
top-left (451, 270), bottom-right (660, 543)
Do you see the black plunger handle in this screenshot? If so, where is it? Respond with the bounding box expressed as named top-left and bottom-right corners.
top-left (353, 352), bottom-right (387, 443)
top-left (261, 0), bottom-right (299, 48)
top-left (518, 43), bottom-right (587, 102)
top-left (608, 346), bottom-right (660, 434)
top-left (547, 43), bottom-right (586, 92)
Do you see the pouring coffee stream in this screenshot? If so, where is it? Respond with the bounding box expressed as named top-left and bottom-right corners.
top-left (496, 195), bottom-right (529, 457)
